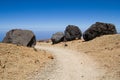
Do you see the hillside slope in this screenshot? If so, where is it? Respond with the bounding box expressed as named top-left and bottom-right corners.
top-left (0, 43), bottom-right (53, 80)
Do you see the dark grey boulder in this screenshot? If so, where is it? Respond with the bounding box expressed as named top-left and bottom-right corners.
top-left (64, 25), bottom-right (82, 41)
top-left (83, 22), bottom-right (117, 41)
top-left (2, 29), bottom-right (36, 47)
top-left (51, 32), bottom-right (64, 44)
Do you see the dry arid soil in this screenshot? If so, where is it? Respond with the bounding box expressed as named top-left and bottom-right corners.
top-left (0, 43), bottom-right (53, 80)
top-left (0, 34), bottom-right (120, 80)
top-left (37, 34), bottom-right (120, 80)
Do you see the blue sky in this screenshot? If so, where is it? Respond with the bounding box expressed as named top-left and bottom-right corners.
top-left (0, 0), bottom-right (120, 32)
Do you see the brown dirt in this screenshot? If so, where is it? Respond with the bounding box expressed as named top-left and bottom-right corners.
top-left (38, 34), bottom-right (120, 80)
top-left (1, 34), bottom-right (120, 80)
top-left (34, 45), bottom-right (105, 80)
top-left (0, 43), bottom-right (53, 80)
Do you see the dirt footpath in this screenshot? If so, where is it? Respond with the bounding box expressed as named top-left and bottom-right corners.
top-left (31, 45), bottom-right (105, 80)
top-left (33, 34), bottom-right (120, 80)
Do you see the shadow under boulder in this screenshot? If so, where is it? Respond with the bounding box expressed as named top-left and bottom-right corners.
top-left (64, 25), bottom-right (82, 41)
top-left (83, 22), bottom-right (117, 41)
top-left (2, 29), bottom-right (36, 47)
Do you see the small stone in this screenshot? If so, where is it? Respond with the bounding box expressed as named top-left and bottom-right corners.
top-left (48, 55), bottom-right (54, 59)
top-left (64, 44), bottom-right (68, 47)
top-left (81, 75), bottom-right (84, 78)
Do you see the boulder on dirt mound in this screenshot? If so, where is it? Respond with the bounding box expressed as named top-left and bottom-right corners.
top-left (64, 25), bottom-right (82, 41)
top-left (2, 29), bottom-right (36, 47)
top-left (51, 32), bottom-right (64, 44)
top-left (83, 22), bottom-right (117, 41)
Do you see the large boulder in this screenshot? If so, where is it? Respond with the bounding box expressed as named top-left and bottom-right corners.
top-left (83, 22), bottom-right (117, 41)
top-left (2, 29), bottom-right (36, 47)
top-left (51, 32), bottom-right (64, 44)
top-left (64, 25), bottom-right (82, 41)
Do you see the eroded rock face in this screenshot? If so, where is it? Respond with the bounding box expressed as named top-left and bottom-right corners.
top-left (64, 25), bottom-right (82, 41)
top-left (51, 32), bottom-right (64, 44)
top-left (2, 29), bottom-right (36, 47)
top-left (83, 22), bottom-right (117, 41)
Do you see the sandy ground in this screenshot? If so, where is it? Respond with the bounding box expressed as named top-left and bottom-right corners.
top-left (32, 45), bottom-right (105, 80)
top-left (36, 34), bottom-right (120, 80)
top-left (0, 34), bottom-right (120, 80)
top-left (0, 43), bottom-right (53, 80)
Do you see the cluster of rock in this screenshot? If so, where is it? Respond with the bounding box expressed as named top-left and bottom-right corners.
top-left (2, 29), bottom-right (36, 47)
top-left (51, 22), bottom-right (117, 44)
top-left (51, 25), bottom-right (82, 44)
top-left (2, 22), bottom-right (117, 46)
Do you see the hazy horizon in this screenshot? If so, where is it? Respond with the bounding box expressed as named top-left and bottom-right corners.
top-left (0, 27), bottom-right (120, 42)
